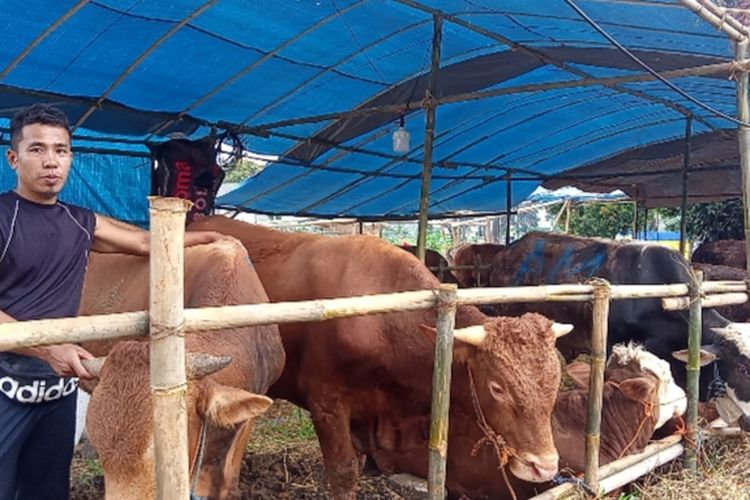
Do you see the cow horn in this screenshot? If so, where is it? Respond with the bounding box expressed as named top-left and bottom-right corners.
top-left (82, 357), bottom-right (105, 377)
top-left (552, 322), bottom-right (574, 338)
top-left (453, 325), bottom-right (487, 346)
top-left (186, 353), bottom-right (232, 379)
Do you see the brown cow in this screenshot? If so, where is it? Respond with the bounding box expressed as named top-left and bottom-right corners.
top-left (450, 243), bottom-right (505, 287)
top-left (692, 239), bottom-right (745, 269)
top-left (361, 343), bottom-right (686, 499)
top-left (78, 241), bottom-right (285, 499)
top-left (189, 216), bottom-right (571, 499)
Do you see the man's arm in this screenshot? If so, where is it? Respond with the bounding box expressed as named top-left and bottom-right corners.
top-left (0, 309), bottom-right (93, 378)
top-left (92, 214), bottom-right (230, 254)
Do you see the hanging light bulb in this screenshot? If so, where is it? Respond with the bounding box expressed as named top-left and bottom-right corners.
top-left (392, 114), bottom-right (410, 153)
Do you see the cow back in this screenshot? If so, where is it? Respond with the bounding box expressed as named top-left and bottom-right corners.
top-left (692, 239), bottom-right (746, 269)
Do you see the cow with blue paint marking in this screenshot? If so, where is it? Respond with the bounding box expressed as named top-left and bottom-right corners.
top-left (488, 231), bottom-right (750, 430)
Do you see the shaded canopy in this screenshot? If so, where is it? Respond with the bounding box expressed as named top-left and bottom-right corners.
top-left (0, 0), bottom-right (744, 219)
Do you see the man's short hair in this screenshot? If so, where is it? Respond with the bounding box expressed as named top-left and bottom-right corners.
top-left (10, 104), bottom-right (71, 150)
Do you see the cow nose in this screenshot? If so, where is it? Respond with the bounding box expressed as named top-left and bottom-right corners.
top-left (739, 414), bottom-right (750, 433)
top-left (510, 452), bottom-right (559, 482)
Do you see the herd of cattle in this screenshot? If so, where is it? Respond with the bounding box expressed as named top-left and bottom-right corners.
top-left (73, 220), bottom-right (750, 499)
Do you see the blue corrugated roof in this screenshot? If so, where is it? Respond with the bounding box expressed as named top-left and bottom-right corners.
top-left (0, 1), bottom-right (744, 219)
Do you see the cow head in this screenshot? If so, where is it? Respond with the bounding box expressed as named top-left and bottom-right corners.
top-left (605, 343), bottom-right (686, 429)
top-left (423, 312), bottom-right (571, 483)
top-left (674, 322), bottom-right (750, 430)
top-left (83, 341), bottom-right (272, 499)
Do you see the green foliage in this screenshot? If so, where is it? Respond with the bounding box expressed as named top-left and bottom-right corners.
top-left (224, 157), bottom-right (265, 183)
top-left (680, 199), bottom-right (744, 243)
top-left (551, 202), bottom-right (635, 238)
top-left (380, 223), bottom-right (453, 254)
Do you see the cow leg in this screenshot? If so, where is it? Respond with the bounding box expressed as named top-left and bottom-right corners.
top-left (308, 394), bottom-right (361, 499)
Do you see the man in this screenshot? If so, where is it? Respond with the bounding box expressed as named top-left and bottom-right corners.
top-left (0, 104), bottom-right (228, 499)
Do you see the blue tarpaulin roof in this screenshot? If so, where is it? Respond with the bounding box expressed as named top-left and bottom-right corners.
top-left (0, 1), bottom-right (746, 220)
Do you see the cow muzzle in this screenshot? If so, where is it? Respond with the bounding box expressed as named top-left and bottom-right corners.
top-left (509, 452), bottom-right (559, 482)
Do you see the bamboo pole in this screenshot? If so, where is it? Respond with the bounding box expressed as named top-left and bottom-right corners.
top-left (0, 283), bottom-right (705, 349)
top-left (416, 13), bottom-right (442, 263)
top-left (0, 279), bottom-right (741, 350)
top-left (737, 40), bottom-right (750, 279)
top-left (679, 0), bottom-right (749, 41)
top-left (2, 281), bottom-right (744, 350)
top-left (530, 435), bottom-right (684, 500)
top-left (663, 291), bottom-right (747, 311)
top-left (684, 268), bottom-right (703, 471)
top-left (679, 115), bottom-right (692, 256)
top-left (584, 279), bottom-right (611, 494)
top-left (427, 284), bottom-right (457, 500)
top-left (148, 197), bottom-right (191, 500)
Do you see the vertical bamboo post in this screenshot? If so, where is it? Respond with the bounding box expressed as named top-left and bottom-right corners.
top-left (148, 196), bottom-right (191, 500)
top-left (679, 115), bottom-right (693, 257)
top-left (428, 283), bottom-right (458, 500)
top-left (684, 268), bottom-right (703, 470)
top-left (584, 279), bottom-right (611, 494)
top-left (416, 13), bottom-right (442, 263)
top-left (736, 40), bottom-right (750, 277)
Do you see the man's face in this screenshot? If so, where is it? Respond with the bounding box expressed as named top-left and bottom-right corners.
top-left (6, 123), bottom-right (72, 204)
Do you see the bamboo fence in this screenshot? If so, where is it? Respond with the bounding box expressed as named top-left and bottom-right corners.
top-left (1, 205), bottom-right (749, 497)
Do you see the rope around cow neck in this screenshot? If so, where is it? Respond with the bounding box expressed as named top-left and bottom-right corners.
top-left (189, 419), bottom-right (209, 500)
top-left (467, 365), bottom-right (519, 500)
top-left (605, 380), bottom-right (657, 460)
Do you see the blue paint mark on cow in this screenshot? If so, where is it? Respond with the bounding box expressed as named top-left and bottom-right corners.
top-left (514, 240), bottom-right (546, 283)
top-left (514, 240), bottom-right (607, 284)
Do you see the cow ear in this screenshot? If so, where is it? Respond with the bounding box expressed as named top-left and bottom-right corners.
top-left (201, 382), bottom-right (273, 428)
top-left (564, 362), bottom-right (591, 389)
top-left (672, 346), bottom-right (718, 366)
top-left (617, 376), bottom-right (657, 402)
top-left (418, 324), bottom-right (475, 363)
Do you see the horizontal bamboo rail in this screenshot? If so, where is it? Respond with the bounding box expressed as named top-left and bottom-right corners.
top-left (530, 435), bottom-right (684, 500)
top-left (663, 292), bottom-right (748, 311)
top-left (0, 281), bottom-right (745, 351)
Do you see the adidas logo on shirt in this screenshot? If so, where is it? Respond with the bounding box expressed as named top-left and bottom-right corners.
top-left (0, 376), bottom-right (77, 403)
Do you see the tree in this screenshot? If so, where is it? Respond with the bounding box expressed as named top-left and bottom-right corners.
top-left (224, 157), bottom-right (265, 183)
top-left (549, 202), bottom-right (635, 238)
top-left (663, 199), bottom-right (744, 243)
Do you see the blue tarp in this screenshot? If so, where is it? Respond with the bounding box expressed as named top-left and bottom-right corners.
top-left (0, 1), bottom-right (745, 219)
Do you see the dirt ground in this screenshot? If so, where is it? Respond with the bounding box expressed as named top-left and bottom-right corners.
top-left (70, 401), bottom-right (409, 500)
top-left (70, 400), bottom-right (750, 500)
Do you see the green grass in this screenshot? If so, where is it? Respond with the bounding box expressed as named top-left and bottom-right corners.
top-left (247, 401), bottom-right (318, 453)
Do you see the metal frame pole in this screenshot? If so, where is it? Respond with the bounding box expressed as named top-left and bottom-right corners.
top-left (416, 13), bottom-right (442, 262)
top-left (505, 172), bottom-right (512, 244)
top-left (679, 115), bottom-right (693, 256)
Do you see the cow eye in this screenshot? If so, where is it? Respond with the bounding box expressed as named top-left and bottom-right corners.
top-left (739, 365), bottom-right (750, 378)
top-left (488, 381), bottom-right (506, 400)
